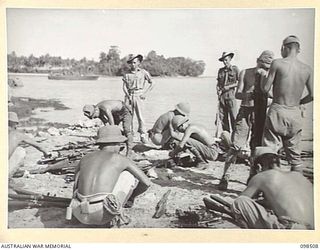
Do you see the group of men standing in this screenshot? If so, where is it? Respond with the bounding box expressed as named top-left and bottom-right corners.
top-left (215, 35), bottom-right (313, 190)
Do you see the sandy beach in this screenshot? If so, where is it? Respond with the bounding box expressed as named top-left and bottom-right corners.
top-left (7, 75), bottom-right (313, 228)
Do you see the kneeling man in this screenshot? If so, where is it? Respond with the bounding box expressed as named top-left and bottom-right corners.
top-left (148, 102), bottom-right (190, 148)
top-left (231, 147), bottom-right (314, 229)
top-left (67, 125), bottom-right (151, 226)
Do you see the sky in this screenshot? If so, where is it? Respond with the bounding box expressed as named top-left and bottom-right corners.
top-left (6, 8), bottom-right (315, 76)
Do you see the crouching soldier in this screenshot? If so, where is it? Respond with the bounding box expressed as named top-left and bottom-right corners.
top-left (83, 100), bottom-right (133, 156)
top-left (66, 126), bottom-right (152, 227)
top-left (169, 115), bottom-right (231, 167)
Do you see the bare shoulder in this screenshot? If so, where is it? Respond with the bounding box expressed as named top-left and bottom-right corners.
top-left (298, 60), bottom-right (312, 73)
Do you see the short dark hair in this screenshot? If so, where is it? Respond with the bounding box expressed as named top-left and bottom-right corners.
top-left (253, 153), bottom-right (280, 170)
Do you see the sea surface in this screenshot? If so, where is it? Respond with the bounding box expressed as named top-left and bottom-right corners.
top-left (9, 74), bottom-right (313, 139)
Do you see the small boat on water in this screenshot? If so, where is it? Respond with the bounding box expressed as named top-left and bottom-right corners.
top-left (48, 74), bottom-right (99, 80)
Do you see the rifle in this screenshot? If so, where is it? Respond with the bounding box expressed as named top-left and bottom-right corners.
top-left (153, 190), bottom-right (171, 218)
top-left (215, 91), bottom-right (221, 138)
top-left (38, 149), bottom-right (93, 165)
top-left (8, 188), bottom-right (72, 210)
top-left (53, 141), bottom-right (96, 151)
top-left (12, 159), bottom-right (78, 178)
top-left (8, 200), bottom-right (69, 209)
top-left (203, 194), bottom-right (233, 218)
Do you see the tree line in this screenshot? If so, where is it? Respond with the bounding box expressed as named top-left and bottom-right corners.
top-left (7, 46), bottom-right (206, 77)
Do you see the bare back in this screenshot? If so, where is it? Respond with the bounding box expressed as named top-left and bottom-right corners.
top-left (97, 100), bottom-right (124, 113)
top-left (250, 170), bottom-right (314, 227)
top-left (77, 151), bottom-right (129, 195)
top-left (185, 123), bottom-right (215, 146)
top-left (272, 58), bottom-right (311, 106)
top-left (238, 68), bottom-right (256, 107)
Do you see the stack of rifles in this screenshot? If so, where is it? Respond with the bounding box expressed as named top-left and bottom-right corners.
top-left (9, 141), bottom-right (96, 210)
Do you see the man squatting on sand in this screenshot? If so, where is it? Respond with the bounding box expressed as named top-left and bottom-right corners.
top-left (169, 115), bottom-right (231, 166)
top-left (148, 102), bottom-right (191, 148)
top-left (260, 35), bottom-right (313, 172)
top-left (216, 51), bottom-right (240, 134)
top-left (67, 126), bottom-right (151, 226)
top-left (8, 112), bottom-right (50, 178)
top-left (218, 50), bottom-right (275, 190)
top-left (83, 100), bottom-right (133, 156)
top-left (230, 146), bottom-right (314, 229)
top-left (122, 54), bottom-right (154, 144)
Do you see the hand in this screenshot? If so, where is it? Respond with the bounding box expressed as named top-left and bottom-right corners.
top-left (140, 94), bottom-right (146, 100)
top-left (257, 68), bottom-right (267, 76)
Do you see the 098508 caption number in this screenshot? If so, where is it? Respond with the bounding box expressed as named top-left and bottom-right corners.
top-left (300, 244), bottom-right (319, 248)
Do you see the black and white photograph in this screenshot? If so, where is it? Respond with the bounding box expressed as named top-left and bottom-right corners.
top-left (5, 7), bottom-right (315, 233)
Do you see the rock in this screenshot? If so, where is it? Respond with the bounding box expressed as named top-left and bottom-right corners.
top-left (47, 127), bottom-right (60, 136)
top-left (37, 131), bottom-right (50, 138)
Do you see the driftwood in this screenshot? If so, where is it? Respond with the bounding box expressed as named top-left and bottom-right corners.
top-left (153, 190), bottom-right (171, 219)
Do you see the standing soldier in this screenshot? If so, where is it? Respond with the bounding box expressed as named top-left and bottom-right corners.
top-left (216, 51), bottom-right (239, 134)
top-left (261, 35), bottom-right (313, 172)
top-left (122, 54), bottom-right (154, 144)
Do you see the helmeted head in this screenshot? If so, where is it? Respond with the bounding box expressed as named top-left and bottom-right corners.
top-left (219, 51), bottom-right (234, 67)
top-left (8, 112), bottom-right (19, 128)
top-left (252, 146), bottom-right (280, 174)
top-left (83, 105), bottom-right (99, 119)
top-left (174, 102), bottom-right (191, 116)
top-left (281, 35), bottom-right (300, 58)
top-left (96, 126), bottom-right (127, 145)
top-left (172, 115), bottom-right (189, 133)
top-left (257, 50), bottom-right (274, 70)
top-left (127, 54), bottom-right (143, 71)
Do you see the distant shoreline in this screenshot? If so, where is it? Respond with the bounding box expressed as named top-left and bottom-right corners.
top-left (8, 72), bottom-right (215, 79)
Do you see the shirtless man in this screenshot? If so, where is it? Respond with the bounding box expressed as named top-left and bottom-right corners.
top-left (148, 102), bottom-right (190, 148)
top-left (67, 126), bottom-right (151, 226)
top-left (218, 51), bottom-right (274, 190)
top-left (8, 112), bottom-right (49, 177)
top-left (261, 35), bottom-right (313, 172)
top-left (169, 115), bottom-right (230, 165)
top-left (83, 100), bottom-right (133, 156)
top-left (230, 146), bottom-right (314, 229)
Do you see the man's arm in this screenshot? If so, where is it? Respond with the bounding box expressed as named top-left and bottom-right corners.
top-left (300, 69), bottom-right (313, 105)
top-left (169, 122), bottom-right (183, 141)
top-left (122, 77), bottom-right (130, 98)
top-left (126, 160), bottom-right (152, 186)
top-left (179, 126), bottom-right (194, 148)
top-left (240, 176), bottom-right (261, 198)
top-left (20, 134), bottom-right (49, 157)
top-left (261, 61), bottom-right (277, 94)
top-left (140, 71), bottom-right (154, 99)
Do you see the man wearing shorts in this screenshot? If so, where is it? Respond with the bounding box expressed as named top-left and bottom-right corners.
top-left (231, 146), bottom-right (314, 229)
top-left (260, 35), bottom-right (313, 172)
top-left (218, 51), bottom-right (274, 190)
top-left (67, 126), bottom-right (151, 226)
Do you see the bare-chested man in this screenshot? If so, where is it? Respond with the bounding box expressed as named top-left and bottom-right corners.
top-left (230, 146), bottom-right (313, 229)
top-left (83, 100), bottom-right (133, 156)
top-left (8, 112), bottom-right (49, 177)
top-left (169, 115), bottom-right (230, 165)
top-left (218, 51), bottom-right (274, 190)
top-left (261, 35), bottom-right (313, 172)
top-left (67, 125), bottom-right (151, 226)
top-left (148, 102), bottom-right (190, 148)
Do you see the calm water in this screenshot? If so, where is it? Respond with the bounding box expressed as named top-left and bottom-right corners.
top-left (10, 74), bottom-right (313, 139)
